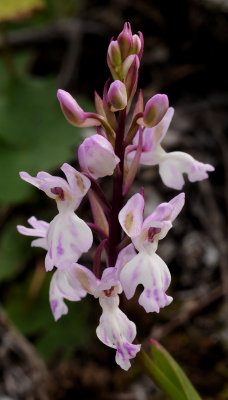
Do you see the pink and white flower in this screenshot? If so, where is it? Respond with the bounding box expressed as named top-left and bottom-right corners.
top-left (78, 134), bottom-right (120, 179)
top-left (118, 193), bottom-right (185, 312)
top-left (18, 163), bottom-right (93, 271)
top-left (49, 247), bottom-right (140, 370)
top-left (130, 107), bottom-right (214, 189)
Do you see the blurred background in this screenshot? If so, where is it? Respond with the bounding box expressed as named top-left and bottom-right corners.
top-left (0, 0), bottom-right (228, 399)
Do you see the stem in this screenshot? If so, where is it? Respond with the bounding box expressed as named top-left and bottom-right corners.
top-left (108, 109), bottom-right (126, 267)
top-left (93, 238), bottom-right (108, 279)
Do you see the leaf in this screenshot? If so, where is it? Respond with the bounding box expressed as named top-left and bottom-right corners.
top-left (136, 349), bottom-right (186, 400)
top-left (0, 0), bottom-right (45, 22)
top-left (150, 339), bottom-right (202, 400)
top-left (0, 71), bottom-right (92, 205)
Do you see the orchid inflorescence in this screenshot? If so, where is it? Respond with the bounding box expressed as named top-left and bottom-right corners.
top-left (17, 23), bottom-right (214, 371)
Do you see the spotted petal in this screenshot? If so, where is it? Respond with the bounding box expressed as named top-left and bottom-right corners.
top-left (120, 252), bottom-right (172, 313)
top-left (45, 211), bottom-right (93, 271)
top-left (96, 296), bottom-right (141, 370)
top-left (49, 265), bottom-right (87, 321)
top-left (118, 193), bottom-right (144, 237)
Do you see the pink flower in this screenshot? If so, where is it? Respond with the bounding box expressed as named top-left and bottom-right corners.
top-left (49, 247), bottom-right (140, 370)
top-left (130, 107), bottom-right (214, 189)
top-left (118, 193), bottom-right (185, 312)
top-left (18, 163), bottom-right (93, 271)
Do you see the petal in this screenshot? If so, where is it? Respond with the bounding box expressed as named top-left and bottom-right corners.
top-left (96, 296), bottom-right (141, 370)
top-left (61, 163), bottom-right (91, 204)
top-left (134, 107), bottom-right (174, 152)
top-left (115, 244), bottom-right (137, 276)
top-left (118, 193), bottom-right (144, 237)
top-left (31, 238), bottom-right (48, 250)
top-left (120, 252), bottom-right (172, 313)
top-left (159, 151), bottom-right (214, 190)
top-left (17, 216), bottom-right (49, 250)
top-left (97, 267), bottom-right (121, 295)
top-left (143, 203), bottom-right (173, 228)
top-left (49, 271), bottom-right (68, 321)
top-left (49, 266), bottom-right (87, 321)
top-left (74, 263), bottom-right (99, 294)
top-left (45, 211), bottom-right (93, 271)
top-left (19, 171), bottom-right (40, 188)
top-left (168, 192), bottom-right (185, 221)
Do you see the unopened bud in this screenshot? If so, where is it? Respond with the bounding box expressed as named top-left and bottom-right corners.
top-left (108, 80), bottom-right (127, 111)
top-left (131, 34), bottom-right (141, 55)
top-left (78, 134), bottom-right (120, 179)
top-left (122, 54), bottom-right (139, 79)
top-left (139, 94), bottom-right (169, 128)
top-left (117, 22), bottom-right (132, 60)
top-left (57, 89), bottom-right (100, 128)
top-left (108, 40), bottom-right (122, 67)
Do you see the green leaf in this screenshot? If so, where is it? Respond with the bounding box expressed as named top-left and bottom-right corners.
top-left (137, 350), bottom-right (186, 400)
top-left (150, 339), bottom-right (202, 400)
top-left (0, 71), bottom-right (92, 205)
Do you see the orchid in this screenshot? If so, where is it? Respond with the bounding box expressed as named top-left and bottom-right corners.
top-left (129, 107), bottom-right (215, 189)
top-left (17, 163), bottom-right (93, 271)
top-left (17, 22), bottom-right (213, 389)
top-left (49, 246), bottom-right (140, 370)
top-left (118, 192), bottom-right (184, 312)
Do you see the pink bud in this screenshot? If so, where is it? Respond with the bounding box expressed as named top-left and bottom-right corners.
top-left (117, 22), bottom-right (133, 60)
top-left (122, 54), bottom-right (139, 79)
top-left (131, 34), bottom-right (141, 55)
top-left (108, 40), bottom-right (122, 67)
top-left (108, 80), bottom-right (127, 111)
top-left (57, 89), bottom-right (100, 128)
top-left (139, 94), bottom-right (169, 128)
top-left (78, 134), bottom-right (120, 179)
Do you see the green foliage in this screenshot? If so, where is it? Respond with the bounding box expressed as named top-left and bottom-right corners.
top-left (0, 0), bottom-right (91, 367)
top-left (0, 55), bottom-right (91, 205)
top-left (150, 339), bottom-right (202, 400)
top-left (137, 340), bottom-right (202, 400)
top-left (5, 272), bottom-right (89, 361)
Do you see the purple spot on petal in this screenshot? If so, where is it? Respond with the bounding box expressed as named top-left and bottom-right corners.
top-left (124, 342), bottom-right (135, 357)
top-left (132, 270), bottom-right (139, 281)
top-left (146, 289), bottom-right (151, 298)
top-left (51, 299), bottom-right (58, 314)
top-left (49, 246), bottom-right (53, 259)
top-left (51, 186), bottom-right (65, 201)
top-left (153, 289), bottom-right (158, 296)
top-left (117, 342), bottom-right (125, 361)
top-left (57, 234), bottom-right (64, 255)
top-left (148, 227), bottom-right (161, 242)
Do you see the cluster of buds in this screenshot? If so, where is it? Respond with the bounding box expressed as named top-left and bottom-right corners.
top-left (17, 23), bottom-right (214, 370)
